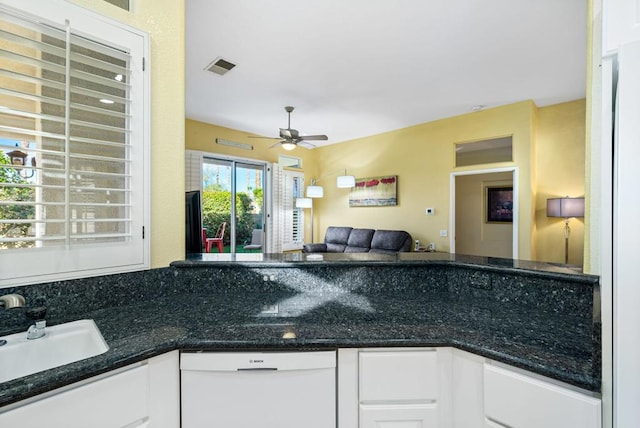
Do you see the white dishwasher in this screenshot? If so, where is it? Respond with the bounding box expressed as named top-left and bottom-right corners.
top-left (180, 350), bottom-right (336, 428)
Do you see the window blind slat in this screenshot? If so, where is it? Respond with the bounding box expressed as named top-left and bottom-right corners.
top-left (0, 68), bottom-right (67, 91)
top-left (0, 48), bottom-right (68, 76)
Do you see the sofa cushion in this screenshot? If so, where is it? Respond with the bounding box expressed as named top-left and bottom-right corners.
top-left (302, 243), bottom-right (328, 253)
top-left (345, 228), bottom-right (375, 252)
top-left (370, 230), bottom-right (412, 253)
top-left (302, 226), bottom-right (412, 254)
top-left (324, 226), bottom-right (353, 252)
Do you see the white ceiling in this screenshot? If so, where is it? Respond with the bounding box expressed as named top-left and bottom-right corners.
top-left (186, 0), bottom-right (587, 147)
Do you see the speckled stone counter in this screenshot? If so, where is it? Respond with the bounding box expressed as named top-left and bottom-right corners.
top-left (0, 253), bottom-right (600, 407)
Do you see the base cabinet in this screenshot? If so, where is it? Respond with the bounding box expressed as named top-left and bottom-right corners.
top-left (337, 348), bottom-right (452, 428)
top-left (338, 347), bottom-right (602, 428)
top-left (484, 363), bottom-right (602, 428)
top-left (0, 351), bottom-right (179, 428)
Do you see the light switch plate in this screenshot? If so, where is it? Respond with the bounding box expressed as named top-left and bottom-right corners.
top-left (439, 229), bottom-right (448, 237)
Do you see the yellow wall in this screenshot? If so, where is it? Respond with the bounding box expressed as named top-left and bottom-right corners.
top-left (535, 99), bottom-right (586, 265)
top-left (69, 0), bottom-right (186, 268)
top-left (185, 119), bottom-right (320, 174)
top-left (313, 100), bottom-right (537, 259)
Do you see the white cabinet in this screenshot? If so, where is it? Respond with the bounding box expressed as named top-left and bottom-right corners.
top-left (337, 348), bottom-right (452, 428)
top-left (603, 0), bottom-right (640, 53)
top-left (451, 349), bottom-right (484, 428)
top-left (0, 351), bottom-right (179, 428)
top-left (484, 363), bottom-right (602, 428)
top-left (338, 347), bottom-right (601, 428)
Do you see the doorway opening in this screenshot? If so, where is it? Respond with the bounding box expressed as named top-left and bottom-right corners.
top-left (450, 167), bottom-right (518, 259)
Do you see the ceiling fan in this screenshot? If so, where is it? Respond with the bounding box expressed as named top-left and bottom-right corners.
top-left (251, 106), bottom-right (328, 150)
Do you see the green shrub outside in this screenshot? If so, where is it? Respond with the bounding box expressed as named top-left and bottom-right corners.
top-left (0, 153), bottom-right (35, 248)
top-left (202, 190), bottom-right (258, 245)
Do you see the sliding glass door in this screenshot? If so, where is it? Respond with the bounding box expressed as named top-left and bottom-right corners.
top-left (202, 157), bottom-right (265, 254)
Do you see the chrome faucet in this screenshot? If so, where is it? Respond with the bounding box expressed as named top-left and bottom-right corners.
top-left (0, 295), bottom-right (48, 340)
top-left (25, 306), bottom-right (47, 340)
top-left (0, 294), bottom-right (26, 309)
top-left (26, 320), bottom-right (46, 340)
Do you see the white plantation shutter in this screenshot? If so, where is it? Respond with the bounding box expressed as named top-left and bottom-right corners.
top-left (290, 172), bottom-right (304, 247)
top-left (271, 165), bottom-right (304, 252)
top-left (269, 164), bottom-right (283, 253)
top-left (185, 150), bottom-right (203, 193)
top-left (0, 0), bottom-right (149, 286)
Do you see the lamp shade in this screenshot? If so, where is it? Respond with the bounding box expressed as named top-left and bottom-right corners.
top-left (306, 185), bottom-right (324, 198)
top-left (336, 175), bottom-right (355, 188)
top-left (546, 197), bottom-right (585, 218)
top-left (295, 197), bottom-right (312, 208)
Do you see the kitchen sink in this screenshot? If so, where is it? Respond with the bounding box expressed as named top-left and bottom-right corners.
top-left (0, 319), bottom-right (109, 383)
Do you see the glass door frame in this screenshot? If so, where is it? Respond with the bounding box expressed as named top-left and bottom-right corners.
top-left (202, 154), bottom-right (267, 254)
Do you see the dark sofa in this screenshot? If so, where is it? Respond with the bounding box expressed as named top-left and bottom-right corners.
top-left (302, 226), bottom-right (413, 254)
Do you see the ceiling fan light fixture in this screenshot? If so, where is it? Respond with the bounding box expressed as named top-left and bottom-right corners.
top-left (281, 141), bottom-right (296, 151)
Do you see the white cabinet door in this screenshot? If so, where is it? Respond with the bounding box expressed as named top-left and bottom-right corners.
top-left (357, 348), bottom-right (449, 428)
top-left (0, 351), bottom-right (179, 428)
top-left (604, 0), bottom-right (640, 52)
top-left (484, 364), bottom-right (601, 428)
top-left (451, 349), bottom-right (484, 428)
top-left (359, 349), bottom-right (438, 402)
top-left (360, 403), bottom-right (438, 428)
top-left (0, 365), bottom-right (149, 428)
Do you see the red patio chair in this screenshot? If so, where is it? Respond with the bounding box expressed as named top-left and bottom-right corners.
top-left (204, 222), bottom-right (226, 253)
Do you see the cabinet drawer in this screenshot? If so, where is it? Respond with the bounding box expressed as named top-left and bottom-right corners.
top-left (359, 350), bottom-right (438, 402)
top-left (484, 364), bottom-right (601, 428)
top-left (360, 403), bottom-right (438, 427)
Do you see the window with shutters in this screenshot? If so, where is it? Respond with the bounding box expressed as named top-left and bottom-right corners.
top-left (0, 0), bottom-right (149, 286)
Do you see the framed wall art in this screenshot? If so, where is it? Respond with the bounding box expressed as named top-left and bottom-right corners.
top-left (486, 186), bottom-right (513, 222)
top-left (349, 175), bottom-right (397, 207)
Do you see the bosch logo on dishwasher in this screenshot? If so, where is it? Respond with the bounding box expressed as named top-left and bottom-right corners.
top-left (249, 359), bottom-right (264, 364)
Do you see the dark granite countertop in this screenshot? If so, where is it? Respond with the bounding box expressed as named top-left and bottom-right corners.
top-left (176, 252), bottom-right (591, 279)
top-left (0, 254), bottom-right (600, 408)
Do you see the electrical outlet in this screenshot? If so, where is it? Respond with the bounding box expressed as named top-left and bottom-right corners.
top-left (439, 229), bottom-right (448, 237)
top-left (426, 207), bottom-right (435, 215)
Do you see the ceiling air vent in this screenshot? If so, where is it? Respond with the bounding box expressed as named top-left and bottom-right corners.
top-left (205, 57), bottom-right (236, 76)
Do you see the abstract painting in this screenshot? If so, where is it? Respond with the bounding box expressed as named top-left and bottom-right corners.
top-left (349, 175), bottom-right (398, 207)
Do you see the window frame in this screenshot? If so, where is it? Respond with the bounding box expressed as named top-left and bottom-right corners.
top-left (0, 0), bottom-right (150, 287)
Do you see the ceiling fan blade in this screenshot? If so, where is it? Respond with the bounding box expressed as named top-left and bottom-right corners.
top-left (248, 135), bottom-right (280, 140)
top-left (298, 141), bottom-right (317, 149)
top-left (299, 134), bottom-right (328, 141)
top-left (269, 141), bottom-right (284, 149)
